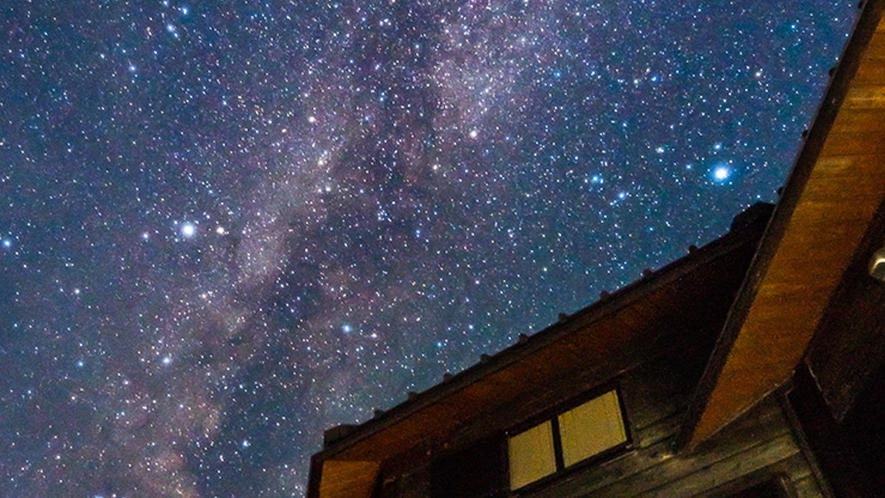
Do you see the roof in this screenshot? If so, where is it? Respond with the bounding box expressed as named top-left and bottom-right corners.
top-left (681, 0), bottom-right (885, 449)
top-left (308, 204), bottom-right (772, 498)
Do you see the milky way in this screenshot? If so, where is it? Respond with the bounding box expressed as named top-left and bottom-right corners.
top-left (0, 1), bottom-right (855, 496)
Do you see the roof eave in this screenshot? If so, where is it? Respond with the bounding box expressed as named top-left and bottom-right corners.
top-left (679, 0), bottom-right (885, 451)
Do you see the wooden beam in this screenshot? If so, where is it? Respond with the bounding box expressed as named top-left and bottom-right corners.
top-left (319, 460), bottom-right (380, 498)
top-left (680, 0), bottom-right (885, 450)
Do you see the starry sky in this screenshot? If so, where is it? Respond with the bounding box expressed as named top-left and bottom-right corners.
top-left (0, 1), bottom-right (857, 496)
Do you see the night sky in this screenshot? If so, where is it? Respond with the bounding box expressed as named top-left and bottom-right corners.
top-left (1, 1), bottom-right (856, 496)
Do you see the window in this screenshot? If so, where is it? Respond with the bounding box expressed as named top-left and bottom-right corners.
top-left (508, 420), bottom-right (557, 489)
top-left (558, 390), bottom-right (627, 466)
top-left (507, 389), bottom-right (628, 490)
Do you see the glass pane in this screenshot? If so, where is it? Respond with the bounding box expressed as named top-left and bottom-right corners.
top-left (558, 390), bottom-right (627, 467)
top-left (508, 420), bottom-right (556, 489)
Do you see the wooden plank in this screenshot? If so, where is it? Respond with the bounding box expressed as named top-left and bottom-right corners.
top-left (319, 460), bottom-right (380, 498)
top-left (690, 452), bottom-right (819, 498)
top-left (780, 225), bottom-right (854, 270)
top-left (813, 154), bottom-right (885, 177)
top-left (830, 108), bottom-right (885, 132)
top-left (793, 474), bottom-right (826, 498)
top-left (814, 153), bottom-right (885, 175)
top-left (819, 131), bottom-right (885, 156)
top-left (651, 447), bottom-right (817, 498)
top-left (787, 204), bottom-right (877, 231)
top-left (853, 59), bottom-right (885, 85)
top-left (843, 85), bottom-right (885, 108)
top-left (592, 433), bottom-right (798, 498)
top-left (865, 29), bottom-right (885, 58)
top-left (634, 410), bottom-right (684, 449)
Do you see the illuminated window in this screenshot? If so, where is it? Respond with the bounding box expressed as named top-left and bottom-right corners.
top-left (558, 390), bottom-right (627, 467)
top-left (508, 390), bottom-right (628, 490)
top-left (508, 421), bottom-right (557, 489)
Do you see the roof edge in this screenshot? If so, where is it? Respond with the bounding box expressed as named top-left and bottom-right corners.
top-left (677, 0), bottom-right (885, 451)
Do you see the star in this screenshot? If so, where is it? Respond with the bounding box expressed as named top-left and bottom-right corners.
top-left (712, 164), bottom-right (733, 183)
top-left (179, 222), bottom-right (197, 238)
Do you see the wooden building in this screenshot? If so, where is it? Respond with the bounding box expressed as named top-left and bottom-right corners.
top-left (307, 1), bottom-right (885, 496)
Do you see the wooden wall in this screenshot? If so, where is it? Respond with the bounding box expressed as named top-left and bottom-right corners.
top-left (524, 357), bottom-right (827, 498)
top-left (376, 350), bottom-right (828, 498)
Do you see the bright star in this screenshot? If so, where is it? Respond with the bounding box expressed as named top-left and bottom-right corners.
top-left (180, 222), bottom-right (196, 238)
top-left (712, 164), bottom-right (733, 183)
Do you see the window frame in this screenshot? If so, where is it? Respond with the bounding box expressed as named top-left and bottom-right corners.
top-left (505, 384), bottom-right (632, 492)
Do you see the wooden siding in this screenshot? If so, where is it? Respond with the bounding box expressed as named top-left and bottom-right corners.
top-left (524, 359), bottom-right (826, 498)
top-left (379, 353), bottom-right (826, 498)
top-left (319, 461), bottom-right (380, 498)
